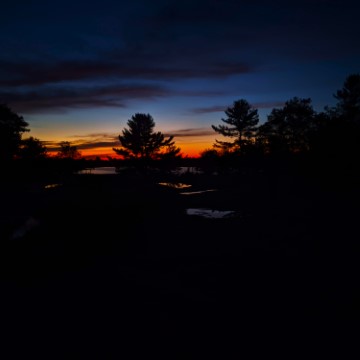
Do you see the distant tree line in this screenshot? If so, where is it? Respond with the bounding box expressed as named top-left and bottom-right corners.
top-left (1, 73), bottom-right (359, 177)
top-left (0, 103), bottom-right (82, 163)
top-left (206, 74), bottom-right (360, 174)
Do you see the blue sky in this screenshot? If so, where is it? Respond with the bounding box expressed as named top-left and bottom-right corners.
top-left (1, 0), bottom-right (359, 156)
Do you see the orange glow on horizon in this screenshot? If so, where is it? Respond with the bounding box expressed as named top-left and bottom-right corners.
top-left (45, 134), bottom-right (219, 159)
top-left (48, 146), bottom-right (204, 159)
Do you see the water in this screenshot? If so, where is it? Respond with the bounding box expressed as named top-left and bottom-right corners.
top-left (11, 216), bottom-right (40, 240)
top-left (158, 182), bottom-right (192, 189)
top-left (180, 189), bottom-right (217, 195)
top-left (186, 208), bottom-right (238, 219)
top-left (171, 167), bottom-right (203, 175)
top-left (77, 166), bottom-right (203, 175)
top-left (77, 167), bottom-right (117, 175)
top-left (44, 183), bottom-right (62, 189)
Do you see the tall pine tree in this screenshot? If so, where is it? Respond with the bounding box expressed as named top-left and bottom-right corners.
top-left (212, 99), bottom-right (259, 153)
top-left (113, 113), bottom-right (179, 160)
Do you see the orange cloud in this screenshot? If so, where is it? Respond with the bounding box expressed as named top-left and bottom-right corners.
top-left (43, 128), bottom-right (220, 159)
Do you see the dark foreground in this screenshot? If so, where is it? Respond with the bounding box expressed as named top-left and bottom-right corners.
top-left (1, 168), bottom-right (360, 358)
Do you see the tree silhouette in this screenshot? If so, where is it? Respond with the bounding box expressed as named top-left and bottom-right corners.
top-left (333, 73), bottom-right (360, 123)
top-left (319, 74), bottom-right (360, 165)
top-left (212, 99), bottom-right (259, 153)
top-left (258, 97), bottom-right (316, 154)
top-left (113, 113), bottom-right (178, 160)
top-left (159, 143), bottom-right (182, 160)
top-left (0, 104), bottom-right (29, 162)
top-left (20, 137), bottom-right (47, 160)
top-left (57, 141), bottom-right (81, 159)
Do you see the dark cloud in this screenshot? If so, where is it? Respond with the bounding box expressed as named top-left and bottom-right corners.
top-left (0, 60), bottom-right (121, 86)
top-left (165, 128), bottom-right (214, 138)
top-left (41, 141), bottom-right (60, 149)
top-left (44, 134), bottom-right (119, 152)
top-left (75, 140), bottom-right (119, 151)
top-left (0, 77), bottom-right (228, 113)
top-left (137, 0), bottom-right (359, 63)
top-left (0, 58), bottom-right (253, 87)
top-left (0, 0), bottom-right (358, 126)
top-left (69, 132), bottom-right (117, 139)
top-left (253, 101), bottom-right (285, 109)
top-left (71, 133), bottom-right (119, 150)
top-left (190, 101), bottom-right (285, 114)
top-left (190, 106), bottom-right (226, 114)
top-left (0, 84), bottom-right (169, 113)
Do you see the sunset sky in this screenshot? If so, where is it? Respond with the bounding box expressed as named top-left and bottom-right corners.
top-left (1, 0), bottom-right (359, 157)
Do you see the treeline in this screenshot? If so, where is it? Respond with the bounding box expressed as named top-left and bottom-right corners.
top-left (199, 74), bottom-right (360, 178)
top-left (208, 74), bottom-right (359, 157)
top-left (1, 73), bottom-right (359, 179)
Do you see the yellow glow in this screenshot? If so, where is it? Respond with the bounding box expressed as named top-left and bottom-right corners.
top-left (31, 127), bottom-right (221, 158)
top-left (44, 183), bottom-right (62, 189)
top-left (158, 182), bottom-right (192, 189)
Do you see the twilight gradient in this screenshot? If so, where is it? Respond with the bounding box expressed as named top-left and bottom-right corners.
top-left (1, 0), bottom-right (359, 157)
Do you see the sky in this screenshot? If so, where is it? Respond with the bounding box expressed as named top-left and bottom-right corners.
top-left (1, 0), bottom-right (359, 158)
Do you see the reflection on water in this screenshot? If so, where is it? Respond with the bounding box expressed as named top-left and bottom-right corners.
top-left (77, 167), bottom-right (117, 175)
top-left (158, 182), bottom-right (192, 189)
top-left (186, 208), bottom-right (237, 219)
top-left (171, 167), bottom-right (203, 175)
top-left (11, 216), bottom-right (40, 240)
top-left (180, 189), bottom-right (217, 195)
top-left (45, 183), bottom-right (62, 189)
